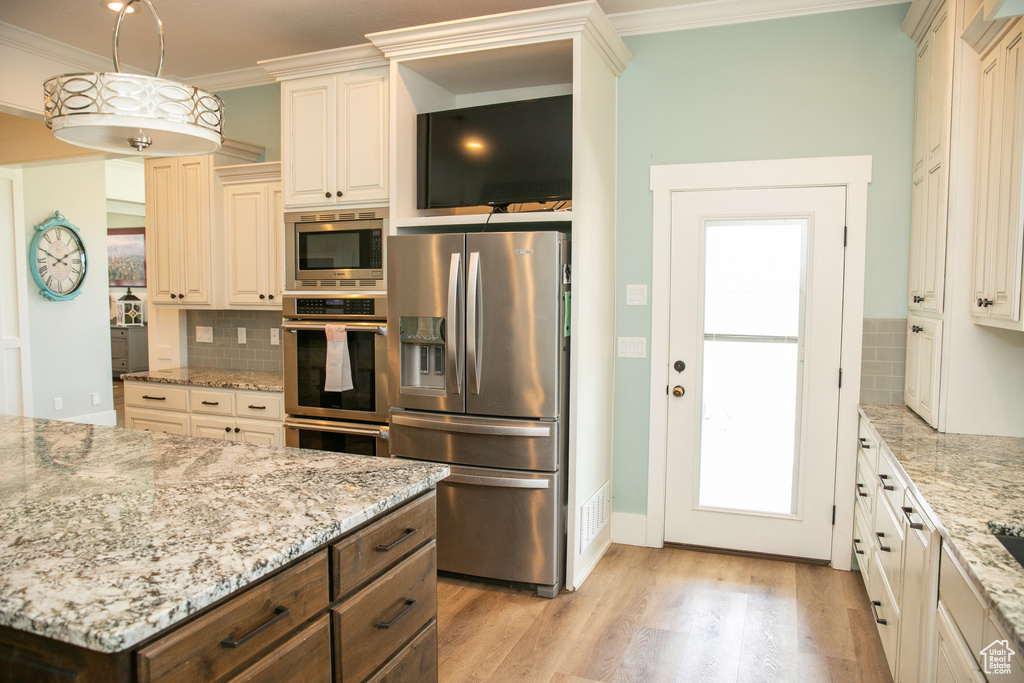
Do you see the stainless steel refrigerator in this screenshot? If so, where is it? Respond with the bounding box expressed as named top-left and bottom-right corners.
top-left (387, 231), bottom-right (569, 598)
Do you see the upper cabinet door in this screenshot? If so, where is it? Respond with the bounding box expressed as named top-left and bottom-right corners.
top-left (282, 77), bottom-right (337, 207)
top-left (177, 156), bottom-right (212, 305)
top-left (146, 158), bottom-right (179, 305)
top-left (225, 183), bottom-right (270, 305)
top-left (337, 71), bottom-right (389, 204)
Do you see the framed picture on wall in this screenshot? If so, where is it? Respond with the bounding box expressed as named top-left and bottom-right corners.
top-left (107, 227), bottom-right (147, 287)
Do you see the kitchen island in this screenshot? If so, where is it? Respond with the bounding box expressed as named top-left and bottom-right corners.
top-left (0, 415), bottom-right (447, 681)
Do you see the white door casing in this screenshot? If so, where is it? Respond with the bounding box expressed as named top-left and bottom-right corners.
top-left (647, 156), bottom-right (871, 570)
top-left (0, 167), bottom-right (31, 416)
top-left (664, 186), bottom-right (845, 560)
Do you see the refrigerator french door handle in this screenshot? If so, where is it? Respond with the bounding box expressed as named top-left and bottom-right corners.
top-left (390, 412), bottom-right (552, 437)
top-left (466, 251), bottom-right (481, 395)
top-left (447, 252), bottom-right (462, 396)
top-left (444, 473), bottom-right (550, 490)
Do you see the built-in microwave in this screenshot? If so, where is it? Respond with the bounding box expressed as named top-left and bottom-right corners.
top-left (284, 208), bottom-right (388, 291)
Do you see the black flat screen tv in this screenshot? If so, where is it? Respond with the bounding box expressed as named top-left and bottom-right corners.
top-left (416, 95), bottom-right (572, 211)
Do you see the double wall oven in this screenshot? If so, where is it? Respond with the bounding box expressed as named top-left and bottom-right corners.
top-left (282, 294), bottom-right (390, 457)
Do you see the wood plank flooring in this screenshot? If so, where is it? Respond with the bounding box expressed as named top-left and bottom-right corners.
top-left (436, 544), bottom-right (892, 683)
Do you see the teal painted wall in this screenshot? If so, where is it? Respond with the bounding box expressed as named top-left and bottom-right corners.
top-left (216, 84), bottom-right (281, 162)
top-left (613, 4), bottom-right (917, 514)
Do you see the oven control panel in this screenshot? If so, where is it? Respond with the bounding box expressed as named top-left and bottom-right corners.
top-left (285, 295), bottom-right (386, 319)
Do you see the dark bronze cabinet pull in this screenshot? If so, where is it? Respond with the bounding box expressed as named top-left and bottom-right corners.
top-left (376, 599), bottom-right (416, 630)
top-left (142, 395), bottom-right (166, 401)
top-left (859, 437), bottom-right (870, 449)
top-left (202, 401), bottom-right (219, 406)
top-left (875, 532), bottom-right (891, 552)
top-left (877, 474), bottom-right (895, 491)
top-left (856, 483), bottom-right (869, 497)
top-left (376, 527), bottom-right (417, 552)
top-left (221, 605), bottom-right (289, 648)
top-left (248, 405), bottom-right (266, 410)
top-left (871, 600), bottom-right (887, 625)
top-left (901, 506), bottom-right (924, 530)
top-left (853, 537), bottom-right (864, 555)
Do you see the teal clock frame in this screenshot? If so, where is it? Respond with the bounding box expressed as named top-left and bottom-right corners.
top-left (29, 211), bottom-right (87, 302)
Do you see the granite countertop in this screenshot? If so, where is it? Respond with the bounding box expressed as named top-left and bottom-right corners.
top-left (120, 366), bottom-right (284, 393)
top-left (859, 404), bottom-right (1024, 650)
top-left (0, 415), bottom-right (448, 653)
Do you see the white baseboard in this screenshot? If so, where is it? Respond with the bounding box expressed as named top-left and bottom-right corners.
top-left (610, 512), bottom-right (649, 546)
top-left (67, 410), bottom-right (117, 427)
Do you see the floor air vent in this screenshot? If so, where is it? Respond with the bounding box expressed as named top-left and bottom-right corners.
top-left (579, 481), bottom-right (610, 553)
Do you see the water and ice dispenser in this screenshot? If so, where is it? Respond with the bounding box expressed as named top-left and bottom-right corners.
top-left (399, 316), bottom-right (446, 390)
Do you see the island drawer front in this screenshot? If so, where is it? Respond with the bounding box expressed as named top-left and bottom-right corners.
top-left (331, 491), bottom-right (436, 601)
top-left (876, 448), bottom-right (907, 514)
top-left (365, 620), bottom-right (438, 683)
top-left (137, 550), bottom-right (329, 683)
top-left (873, 493), bottom-right (905, 600)
top-left (125, 382), bottom-right (189, 413)
top-left (191, 389), bottom-right (235, 416)
top-left (227, 613), bottom-right (332, 683)
top-left (938, 544), bottom-right (986, 660)
top-left (333, 541), bottom-right (437, 683)
top-left (236, 392), bottom-right (283, 421)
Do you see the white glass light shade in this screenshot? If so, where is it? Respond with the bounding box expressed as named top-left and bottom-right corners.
top-left (44, 72), bottom-right (223, 157)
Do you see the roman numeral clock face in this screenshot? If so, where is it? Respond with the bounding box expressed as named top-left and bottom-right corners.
top-left (30, 214), bottom-right (87, 301)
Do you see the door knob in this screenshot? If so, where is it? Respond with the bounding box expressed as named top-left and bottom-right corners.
top-left (674, 360), bottom-right (686, 373)
top-left (672, 386), bottom-right (685, 397)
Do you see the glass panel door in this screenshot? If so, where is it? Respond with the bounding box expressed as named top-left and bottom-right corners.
top-left (698, 219), bottom-right (807, 515)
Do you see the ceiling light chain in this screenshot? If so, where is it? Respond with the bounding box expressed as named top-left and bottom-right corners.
top-left (43, 0), bottom-right (224, 157)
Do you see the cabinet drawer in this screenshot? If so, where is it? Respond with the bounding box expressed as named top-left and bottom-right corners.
top-left (939, 545), bottom-right (986, 660)
top-left (331, 491), bottom-right (436, 601)
top-left (873, 497), bottom-right (905, 601)
top-left (111, 327), bottom-right (128, 339)
top-left (853, 501), bottom-right (873, 585)
top-left (365, 621), bottom-right (438, 683)
top-left (226, 614), bottom-right (331, 683)
top-left (125, 382), bottom-right (189, 412)
top-left (867, 556), bottom-right (900, 676)
top-left (137, 550), bottom-right (329, 683)
top-left (857, 418), bottom-right (878, 470)
top-left (111, 338), bottom-right (128, 359)
top-left (126, 409), bottom-right (189, 436)
top-left (333, 541), bottom-right (437, 683)
top-left (192, 388), bottom-right (235, 416)
top-left (855, 452), bottom-right (875, 519)
top-left (876, 448), bottom-right (907, 514)
top-left (112, 358), bottom-right (130, 371)
top-left (236, 392), bottom-right (283, 421)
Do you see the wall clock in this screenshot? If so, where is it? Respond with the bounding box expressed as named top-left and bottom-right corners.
top-left (30, 211), bottom-right (87, 301)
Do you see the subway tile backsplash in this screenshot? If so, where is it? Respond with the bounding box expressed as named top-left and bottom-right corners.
top-left (186, 310), bottom-right (283, 372)
top-left (861, 318), bottom-right (907, 405)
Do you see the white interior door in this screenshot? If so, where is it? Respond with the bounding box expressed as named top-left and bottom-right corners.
top-left (664, 186), bottom-right (847, 560)
top-left (0, 168), bottom-right (31, 416)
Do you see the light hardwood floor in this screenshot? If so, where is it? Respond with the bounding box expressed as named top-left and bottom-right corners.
top-left (436, 544), bottom-right (892, 683)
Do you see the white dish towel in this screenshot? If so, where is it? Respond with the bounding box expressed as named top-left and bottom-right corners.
top-left (324, 324), bottom-right (354, 393)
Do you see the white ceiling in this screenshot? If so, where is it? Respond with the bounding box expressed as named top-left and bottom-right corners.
top-left (0, 0), bottom-right (904, 85)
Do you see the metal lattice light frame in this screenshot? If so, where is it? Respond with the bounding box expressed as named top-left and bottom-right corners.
top-left (43, 0), bottom-right (223, 157)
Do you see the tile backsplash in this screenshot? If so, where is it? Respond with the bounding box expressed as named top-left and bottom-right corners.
top-left (861, 318), bottom-right (907, 405)
top-left (186, 310), bottom-right (283, 372)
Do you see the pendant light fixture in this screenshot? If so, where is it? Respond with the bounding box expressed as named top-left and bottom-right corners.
top-left (43, 0), bottom-right (223, 157)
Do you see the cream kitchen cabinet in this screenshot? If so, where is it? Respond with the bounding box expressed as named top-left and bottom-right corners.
top-left (909, 0), bottom-right (954, 315)
top-left (146, 156), bottom-right (214, 307)
top-left (219, 163), bottom-right (283, 309)
top-left (972, 20), bottom-right (1024, 329)
top-left (280, 68), bottom-right (388, 209)
top-left (898, 488), bottom-right (940, 683)
top-left (905, 314), bottom-right (943, 427)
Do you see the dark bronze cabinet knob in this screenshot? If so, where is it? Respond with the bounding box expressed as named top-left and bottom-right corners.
top-left (325, 192), bottom-right (332, 198)
top-left (170, 293), bottom-right (177, 299)
top-left (259, 294), bottom-right (266, 300)
top-left (224, 427), bottom-right (230, 433)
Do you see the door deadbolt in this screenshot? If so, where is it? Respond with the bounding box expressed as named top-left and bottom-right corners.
top-left (674, 360), bottom-right (686, 373)
top-left (672, 386), bottom-right (685, 397)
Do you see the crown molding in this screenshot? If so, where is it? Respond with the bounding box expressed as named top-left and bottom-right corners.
top-left (191, 66), bottom-right (276, 92)
top-left (367, 0), bottom-right (631, 75)
top-left (608, 0), bottom-right (907, 36)
top-left (215, 161), bottom-right (281, 183)
top-left (259, 43), bottom-right (388, 81)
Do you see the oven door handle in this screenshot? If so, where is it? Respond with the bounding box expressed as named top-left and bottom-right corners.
top-left (281, 321), bottom-right (387, 336)
top-left (284, 418), bottom-right (389, 439)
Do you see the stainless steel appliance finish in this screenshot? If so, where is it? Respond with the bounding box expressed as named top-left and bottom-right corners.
top-left (284, 416), bottom-right (389, 458)
top-left (283, 294), bottom-right (388, 424)
top-left (387, 231), bottom-right (569, 597)
top-left (284, 209), bottom-right (388, 291)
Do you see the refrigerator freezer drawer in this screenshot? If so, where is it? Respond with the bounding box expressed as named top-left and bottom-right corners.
top-left (434, 464), bottom-right (560, 589)
top-left (389, 410), bottom-right (560, 471)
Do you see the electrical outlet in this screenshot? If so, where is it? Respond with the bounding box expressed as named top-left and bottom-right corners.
top-left (237, 327), bottom-right (246, 344)
top-left (270, 328), bottom-right (280, 346)
top-left (196, 326), bottom-right (213, 343)
top-left (92, 392), bottom-right (100, 406)
top-left (617, 337), bottom-right (647, 358)
top-left (626, 284), bottom-right (648, 306)
top-left (53, 397), bottom-right (63, 411)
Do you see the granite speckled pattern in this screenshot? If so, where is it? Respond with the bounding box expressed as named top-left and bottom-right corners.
top-left (119, 366), bottom-right (284, 393)
top-left (859, 404), bottom-right (1024, 651)
top-left (0, 415), bottom-right (447, 653)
